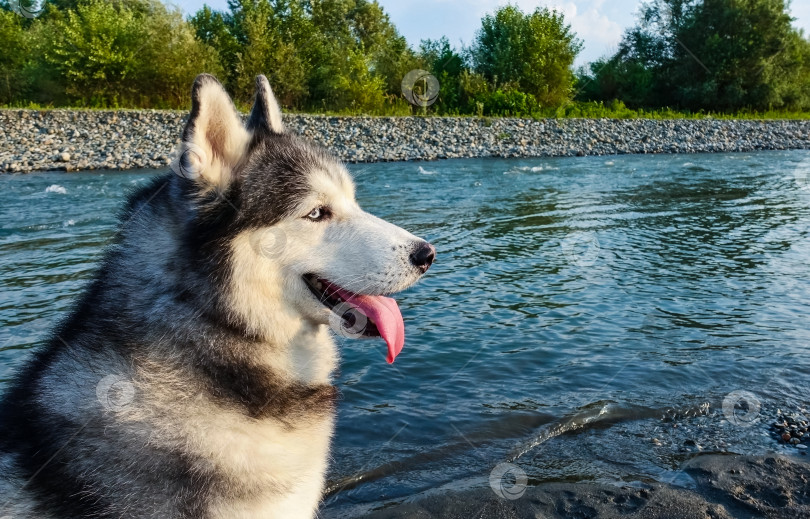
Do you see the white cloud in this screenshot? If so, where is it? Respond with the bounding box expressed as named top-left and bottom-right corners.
top-left (547, 1), bottom-right (624, 58)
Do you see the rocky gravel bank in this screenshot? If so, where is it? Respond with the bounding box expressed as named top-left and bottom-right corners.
top-left (2, 109), bottom-right (810, 173)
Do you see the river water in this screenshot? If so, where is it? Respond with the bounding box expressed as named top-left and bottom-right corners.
top-left (1, 151), bottom-right (809, 516)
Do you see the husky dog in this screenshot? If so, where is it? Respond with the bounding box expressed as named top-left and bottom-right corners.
top-left (0, 74), bottom-right (435, 518)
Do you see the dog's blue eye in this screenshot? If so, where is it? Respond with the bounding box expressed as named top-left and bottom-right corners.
top-left (306, 207), bottom-right (324, 221)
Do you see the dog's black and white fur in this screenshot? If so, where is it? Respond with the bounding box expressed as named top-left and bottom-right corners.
top-left (0, 74), bottom-right (434, 518)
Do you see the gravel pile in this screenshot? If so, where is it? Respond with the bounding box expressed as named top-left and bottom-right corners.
top-left (2, 109), bottom-right (810, 173)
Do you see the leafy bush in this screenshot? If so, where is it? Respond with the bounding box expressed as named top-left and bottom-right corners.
top-left (231, 0), bottom-right (307, 107)
top-left (331, 49), bottom-right (387, 113)
top-left (0, 8), bottom-right (31, 104)
top-left (42, 0), bottom-right (221, 108)
top-left (475, 89), bottom-right (540, 117)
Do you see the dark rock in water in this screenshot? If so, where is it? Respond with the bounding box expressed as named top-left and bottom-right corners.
top-left (360, 455), bottom-right (810, 519)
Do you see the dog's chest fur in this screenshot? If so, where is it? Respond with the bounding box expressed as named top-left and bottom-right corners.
top-left (137, 333), bottom-right (339, 519)
top-left (137, 355), bottom-right (337, 519)
top-left (6, 324), bottom-right (341, 519)
top-left (201, 409), bottom-right (335, 518)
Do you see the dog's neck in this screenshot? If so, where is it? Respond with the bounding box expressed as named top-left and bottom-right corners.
top-left (222, 232), bottom-right (339, 385)
top-left (260, 320), bottom-right (338, 386)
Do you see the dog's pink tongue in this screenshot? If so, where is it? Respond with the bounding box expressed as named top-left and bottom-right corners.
top-left (334, 288), bottom-right (405, 363)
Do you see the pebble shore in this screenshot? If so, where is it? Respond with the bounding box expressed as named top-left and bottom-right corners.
top-left (2, 109), bottom-right (810, 173)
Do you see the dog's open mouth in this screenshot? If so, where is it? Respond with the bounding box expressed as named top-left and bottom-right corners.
top-left (303, 274), bottom-right (405, 363)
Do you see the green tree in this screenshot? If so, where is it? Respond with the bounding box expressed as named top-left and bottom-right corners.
top-left (470, 4), bottom-right (582, 106)
top-left (230, 0), bottom-right (308, 107)
top-left (0, 8), bottom-right (31, 104)
top-left (458, 69), bottom-right (490, 114)
top-left (581, 0), bottom-right (810, 112)
top-left (299, 0), bottom-right (352, 108)
top-left (45, 0), bottom-right (221, 107)
top-left (667, 0), bottom-right (810, 111)
top-left (189, 6), bottom-right (241, 87)
top-left (46, 0), bottom-right (142, 105)
top-left (349, 0), bottom-right (418, 96)
top-left (195, 0), bottom-right (412, 112)
top-left (419, 37), bottom-right (465, 113)
top-left (137, 3), bottom-right (223, 107)
top-left (332, 48), bottom-right (387, 112)
top-left (575, 55), bottom-right (657, 108)
top-left (304, 0), bottom-right (416, 109)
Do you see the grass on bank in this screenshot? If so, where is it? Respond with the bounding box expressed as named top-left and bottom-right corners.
top-left (2, 99), bottom-right (810, 121)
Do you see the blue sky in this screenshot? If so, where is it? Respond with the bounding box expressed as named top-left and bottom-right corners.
top-left (174, 0), bottom-right (810, 66)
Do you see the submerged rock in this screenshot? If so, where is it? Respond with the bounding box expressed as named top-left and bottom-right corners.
top-left (359, 455), bottom-right (810, 519)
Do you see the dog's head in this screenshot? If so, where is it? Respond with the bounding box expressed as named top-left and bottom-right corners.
top-left (173, 74), bottom-right (434, 363)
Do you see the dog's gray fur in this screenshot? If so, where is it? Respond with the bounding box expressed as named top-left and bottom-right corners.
top-left (0, 74), bottom-right (433, 518)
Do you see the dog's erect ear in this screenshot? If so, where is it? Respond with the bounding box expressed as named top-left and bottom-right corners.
top-left (173, 74), bottom-right (249, 188)
top-left (246, 75), bottom-right (284, 134)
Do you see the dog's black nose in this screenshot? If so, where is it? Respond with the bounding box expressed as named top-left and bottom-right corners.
top-left (410, 242), bottom-right (436, 273)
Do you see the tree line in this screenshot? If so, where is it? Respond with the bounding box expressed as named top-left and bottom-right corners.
top-left (0, 0), bottom-right (808, 116)
top-left (578, 0), bottom-right (810, 114)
